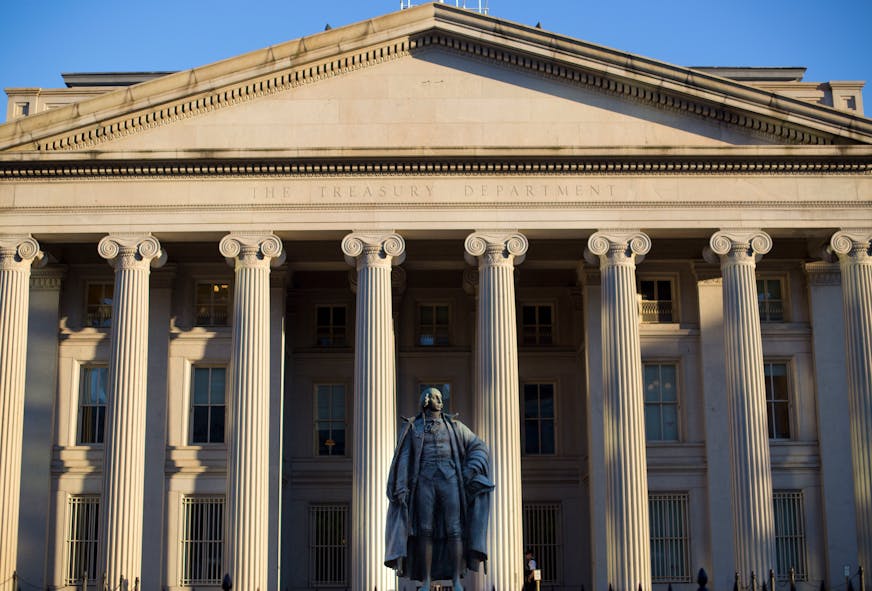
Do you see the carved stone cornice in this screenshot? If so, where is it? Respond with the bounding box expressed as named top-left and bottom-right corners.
top-left (464, 231), bottom-right (528, 268)
top-left (98, 233), bottom-right (165, 271)
top-left (584, 230), bottom-right (651, 267)
top-left (830, 229), bottom-right (872, 262)
top-left (341, 232), bottom-right (406, 270)
top-left (804, 261), bottom-right (841, 286)
top-left (704, 229), bottom-right (772, 266)
top-left (0, 235), bottom-right (43, 271)
top-left (30, 266), bottom-right (67, 290)
top-left (219, 232), bottom-right (285, 269)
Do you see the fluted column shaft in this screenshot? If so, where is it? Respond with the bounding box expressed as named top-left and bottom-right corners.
top-left (0, 235), bottom-right (42, 585)
top-left (342, 232), bottom-right (405, 591)
top-left (586, 231), bottom-right (651, 591)
top-left (465, 231), bottom-right (528, 591)
top-left (830, 229), bottom-right (872, 571)
top-left (220, 233), bottom-right (284, 591)
top-left (98, 234), bottom-right (164, 589)
top-left (707, 230), bottom-right (775, 581)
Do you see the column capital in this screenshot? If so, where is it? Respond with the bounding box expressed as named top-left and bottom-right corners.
top-left (342, 232), bottom-right (406, 270)
top-left (704, 229), bottom-right (772, 265)
top-left (830, 229), bottom-right (872, 261)
top-left (464, 231), bottom-right (528, 268)
top-left (219, 232), bottom-right (284, 269)
top-left (98, 233), bottom-right (165, 270)
top-left (584, 230), bottom-right (650, 267)
top-left (0, 234), bottom-right (43, 271)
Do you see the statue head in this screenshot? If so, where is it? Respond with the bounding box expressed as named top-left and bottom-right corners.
top-left (419, 387), bottom-right (444, 412)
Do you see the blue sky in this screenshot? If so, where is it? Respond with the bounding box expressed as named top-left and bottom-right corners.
top-left (1, 0), bottom-right (870, 110)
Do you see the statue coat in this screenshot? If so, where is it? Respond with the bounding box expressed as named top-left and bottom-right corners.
top-left (385, 413), bottom-right (494, 581)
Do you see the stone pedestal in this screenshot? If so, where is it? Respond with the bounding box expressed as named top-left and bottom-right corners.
top-left (585, 231), bottom-right (651, 591)
top-left (464, 231), bottom-right (527, 591)
top-left (829, 230), bottom-right (872, 573)
top-left (220, 232), bottom-right (284, 591)
top-left (98, 234), bottom-right (165, 589)
top-left (0, 235), bottom-right (42, 585)
top-left (342, 232), bottom-right (405, 591)
top-left (706, 230), bottom-right (775, 581)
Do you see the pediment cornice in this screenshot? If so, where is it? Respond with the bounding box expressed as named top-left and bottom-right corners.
top-left (2, 3), bottom-right (872, 152)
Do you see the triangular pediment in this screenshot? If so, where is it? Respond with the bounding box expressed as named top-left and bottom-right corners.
top-left (2, 3), bottom-right (872, 155)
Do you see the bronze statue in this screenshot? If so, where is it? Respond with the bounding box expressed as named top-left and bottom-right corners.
top-left (385, 387), bottom-right (494, 591)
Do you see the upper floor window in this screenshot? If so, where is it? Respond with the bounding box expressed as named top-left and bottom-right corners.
top-left (773, 490), bottom-right (807, 581)
top-left (65, 495), bottom-right (100, 586)
top-left (521, 304), bottom-right (554, 345)
top-left (757, 278), bottom-right (785, 322)
top-left (764, 362), bottom-right (791, 439)
top-left (195, 282), bottom-right (230, 326)
top-left (417, 304), bottom-right (449, 346)
top-left (78, 366), bottom-right (108, 445)
top-left (316, 305), bottom-right (348, 347)
top-left (180, 496), bottom-right (224, 586)
top-left (191, 367), bottom-right (226, 444)
top-left (310, 504), bottom-right (349, 586)
top-left (418, 382), bottom-right (452, 413)
top-left (522, 503), bottom-right (562, 584)
top-left (522, 383), bottom-right (555, 455)
top-left (316, 384), bottom-right (346, 456)
top-left (85, 282), bottom-right (113, 328)
top-left (649, 493), bottom-right (691, 583)
top-left (639, 279), bottom-right (674, 323)
top-left (644, 364), bottom-right (679, 442)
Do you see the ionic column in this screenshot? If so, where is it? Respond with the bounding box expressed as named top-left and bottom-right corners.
top-left (219, 232), bottom-right (284, 591)
top-left (97, 234), bottom-right (165, 589)
top-left (829, 229), bottom-right (872, 572)
top-left (0, 235), bottom-right (43, 585)
top-left (342, 232), bottom-right (405, 591)
top-left (464, 231), bottom-right (527, 591)
top-left (705, 230), bottom-right (775, 581)
top-left (585, 231), bottom-right (651, 591)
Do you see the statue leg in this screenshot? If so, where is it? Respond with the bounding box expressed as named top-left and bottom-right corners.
top-left (421, 535), bottom-right (433, 591)
top-left (450, 536), bottom-right (463, 591)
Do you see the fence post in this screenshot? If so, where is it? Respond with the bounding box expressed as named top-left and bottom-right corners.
top-left (83, 571), bottom-right (89, 591)
top-left (789, 567), bottom-right (796, 591)
top-left (860, 566), bottom-right (865, 591)
top-left (12, 571), bottom-right (17, 591)
top-left (769, 568), bottom-right (775, 591)
top-left (734, 572), bottom-right (740, 591)
top-left (751, 571), bottom-right (757, 591)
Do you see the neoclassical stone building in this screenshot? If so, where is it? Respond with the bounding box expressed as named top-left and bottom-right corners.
top-left (1, 4), bottom-right (871, 591)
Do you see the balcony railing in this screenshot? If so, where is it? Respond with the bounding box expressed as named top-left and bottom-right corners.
top-left (759, 300), bottom-right (784, 322)
top-left (640, 300), bottom-right (674, 323)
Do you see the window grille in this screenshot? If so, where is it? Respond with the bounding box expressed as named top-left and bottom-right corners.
top-left (522, 503), bottom-right (561, 584)
top-left (316, 384), bottom-right (346, 456)
top-left (78, 366), bottom-right (108, 444)
top-left (66, 495), bottom-right (99, 585)
top-left (316, 305), bottom-right (347, 347)
top-left (417, 304), bottom-right (450, 346)
top-left (85, 282), bottom-right (113, 327)
top-left (774, 491), bottom-right (807, 581)
top-left (191, 367), bottom-right (226, 444)
top-left (639, 279), bottom-right (674, 323)
top-left (195, 281), bottom-right (230, 326)
top-left (757, 278), bottom-right (785, 322)
top-left (310, 504), bottom-right (348, 586)
top-left (643, 364), bottom-right (679, 442)
top-left (521, 304), bottom-right (554, 345)
top-left (649, 493), bottom-right (691, 583)
top-left (522, 383), bottom-right (555, 455)
top-left (764, 363), bottom-right (790, 439)
top-left (419, 382), bottom-right (452, 412)
top-left (180, 496), bottom-right (224, 585)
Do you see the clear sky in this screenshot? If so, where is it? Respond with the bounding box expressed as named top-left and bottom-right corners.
top-left (1, 0), bottom-right (870, 109)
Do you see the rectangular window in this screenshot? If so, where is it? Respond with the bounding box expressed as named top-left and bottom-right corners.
top-left (65, 496), bottom-right (99, 585)
top-left (195, 281), bottom-right (230, 326)
top-left (773, 491), bottom-right (807, 580)
top-left (15, 102), bottom-right (30, 117)
top-left (418, 382), bottom-right (452, 413)
top-left (191, 367), bottom-right (226, 444)
top-left (316, 384), bottom-right (346, 456)
top-left (417, 304), bottom-right (449, 346)
top-left (316, 305), bottom-right (347, 347)
top-left (522, 503), bottom-right (561, 584)
top-left (85, 282), bottom-right (113, 328)
top-left (521, 304), bottom-right (554, 345)
top-left (180, 496), bottom-right (224, 586)
top-left (649, 493), bottom-right (691, 583)
top-left (757, 278), bottom-right (785, 322)
top-left (639, 279), bottom-right (675, 323)
top-left (644, 364), bottom-right (679, 442)
top-left (78, 366), bottom-right (108, 445)
top-left (764, 363), bottom-right (790, 439)
top-left (523, 383), bottom-right (555, 455)
top-left (310, 504), bottom-right (348, 586)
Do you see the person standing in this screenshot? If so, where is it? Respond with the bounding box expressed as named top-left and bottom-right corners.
top-left (524, 549), bottom-right (538, 591)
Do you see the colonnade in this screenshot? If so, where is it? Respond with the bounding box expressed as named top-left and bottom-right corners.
top-left (0, 228), bottom-right (871, 590)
